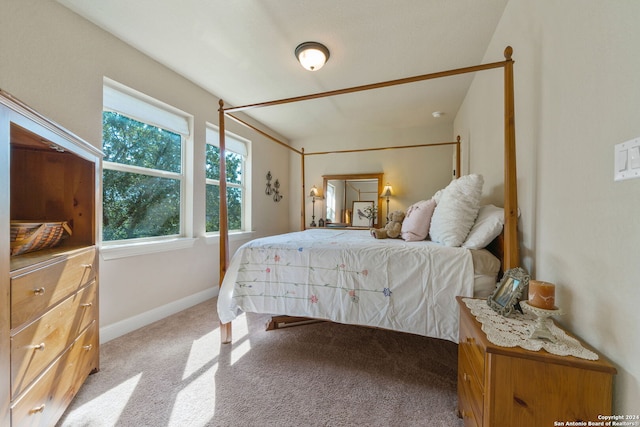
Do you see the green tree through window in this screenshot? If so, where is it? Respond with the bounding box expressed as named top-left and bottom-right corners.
top-left (205, 126), bottom-right (248, 232)
top-left (102, 112), bottom-right (183, 241)
top-left (205, 137), bottom-right (245, 232)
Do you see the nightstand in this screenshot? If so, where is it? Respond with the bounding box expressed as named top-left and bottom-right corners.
top-left (456, 297), bottom-right (616, 427)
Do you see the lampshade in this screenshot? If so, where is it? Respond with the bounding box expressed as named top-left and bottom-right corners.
top-left (380, 185), bottom-right (393, 198)
top-left (309, 186), bottom-right (319, 198)
top-left (295, 42), bottom-right (330, 71)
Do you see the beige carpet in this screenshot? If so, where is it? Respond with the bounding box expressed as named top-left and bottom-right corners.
top-left (57, 298), bottom-right (464, 427)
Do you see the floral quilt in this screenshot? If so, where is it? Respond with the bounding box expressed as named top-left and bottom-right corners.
top-left (217, 228), bottom-right (475, 343)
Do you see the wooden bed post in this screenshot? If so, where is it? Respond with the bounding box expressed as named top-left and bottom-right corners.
top-left (503, 46), bottom-right (520, 270)
top-left (455, 135), bottom-right (461, 178)
top-left (301, 148), bottom-right (306, 230)
top-left (218, 100), bottom-right (232, 344)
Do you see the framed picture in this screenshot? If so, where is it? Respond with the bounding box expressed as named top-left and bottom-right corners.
top-left (487, 267), bottom-right (530, 316)
top-left (351, 201), bottom-right (375, 227)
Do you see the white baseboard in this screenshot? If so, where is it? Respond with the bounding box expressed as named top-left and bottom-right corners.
top-left (99, 287), bottom-right (219, 344)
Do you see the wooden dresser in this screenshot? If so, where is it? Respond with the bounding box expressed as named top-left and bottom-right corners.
top-left (1, 90), bottom-right (102, 426)
top-left (456, 297), bottom-right (616, 427)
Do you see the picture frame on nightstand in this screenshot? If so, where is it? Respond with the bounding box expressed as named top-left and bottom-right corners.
top-left (487, 267), bottom-right (529, 316)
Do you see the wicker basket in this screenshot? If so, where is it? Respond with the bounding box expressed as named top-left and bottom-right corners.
top-left (10, 221), bottom-right (73, 256)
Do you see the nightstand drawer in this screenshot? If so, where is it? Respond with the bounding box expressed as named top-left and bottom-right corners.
top-left (458, 311), bottom-right (484, 383)
top-left (11, 247), bottom-right (96, 329)
top-left (458, 344), bottom-right (483, 424)
top-left (11, 281), bottom-right (96, 397)
top-left (11, 322), bottom-right (97, 427)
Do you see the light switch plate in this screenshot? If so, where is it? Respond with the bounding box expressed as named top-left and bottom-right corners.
top-left (630, 146), bottom-right (640, 169)
top-left (615, 137), bottom-right (640, 181)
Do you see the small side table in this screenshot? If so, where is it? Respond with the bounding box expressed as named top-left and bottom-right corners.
top-left (456, 297), bottom-right (616, 427)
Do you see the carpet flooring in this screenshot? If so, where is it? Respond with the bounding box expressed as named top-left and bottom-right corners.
top-left (57, 298), bottom-right (464, 427)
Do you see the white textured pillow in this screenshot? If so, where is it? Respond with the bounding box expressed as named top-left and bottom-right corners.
top-left (401, 199), bottom-right (436, 241)
top-left (432, 188), bottom-right (444, 204)
top-left (429, 174), bottom-right (484, 247)
top-left (462, 204), bottom-right (504, 249)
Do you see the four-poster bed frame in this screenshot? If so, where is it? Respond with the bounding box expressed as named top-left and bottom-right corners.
top-left (217, 46), bottom-right (519, 344)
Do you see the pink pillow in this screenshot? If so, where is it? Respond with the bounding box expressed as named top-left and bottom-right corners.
top-left (401, 199), bottom-right (436, 241)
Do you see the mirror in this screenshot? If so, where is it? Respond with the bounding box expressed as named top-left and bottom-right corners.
top-left (322, 173), bottom-right (383, 228)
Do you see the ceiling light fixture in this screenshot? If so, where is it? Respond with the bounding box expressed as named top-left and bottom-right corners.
top-left (432, 111), bottom-right (444, 118)
top-left (295, 42), bottom-right (330, 71)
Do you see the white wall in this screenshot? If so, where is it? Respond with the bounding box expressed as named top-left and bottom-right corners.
top-left (0, 0), bottom-right (291, 339)
top-left (455, 0), bottom-right (640, 414)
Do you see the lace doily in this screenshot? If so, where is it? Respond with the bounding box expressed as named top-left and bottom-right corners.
top-left (462, 298), bottom-right (598, 360)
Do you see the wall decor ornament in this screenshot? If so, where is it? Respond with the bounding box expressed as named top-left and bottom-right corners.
top-left (265, 171), bottom-right (273, 195)
top-left (272, 179), bottom-right (283, 202)
top-left (265, 171), bottom-right (283, 202)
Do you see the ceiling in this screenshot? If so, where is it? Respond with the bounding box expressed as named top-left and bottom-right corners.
top-left (57, 0), bottom-right (508, 142)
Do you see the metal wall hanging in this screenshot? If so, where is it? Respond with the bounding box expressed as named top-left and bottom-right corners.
top-left (265, 171), bottom-right (283, 202)
top-left (265, 171), bottom-right (273, 195)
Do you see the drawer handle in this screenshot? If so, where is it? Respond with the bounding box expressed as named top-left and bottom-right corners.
top-left (33, 287), bottom-right (46, 296)
top-left (466, 337), bottom-right (475, 345)
top-left (33, 343), bottom-right (46, 351)
top-left (81, 302), bottom-right (93, 308)
top-left (463, 372), bottom-right (470, 382)
top-left (29, 404), bottom-right (46, 414)
top-left (82, 344), bottom-right (93, 351)
top-left (82, 263), bottom-right (93, 269)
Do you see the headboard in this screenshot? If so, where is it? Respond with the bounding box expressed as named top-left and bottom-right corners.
top-left (486, 232), bottom-right (506, 279)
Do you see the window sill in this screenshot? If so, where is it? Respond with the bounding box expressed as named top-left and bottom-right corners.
top-left (100, 237), bottom-right (197, 260)
top-left (205, 230), bottom-right (256, 245)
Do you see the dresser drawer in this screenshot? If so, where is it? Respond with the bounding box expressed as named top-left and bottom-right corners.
top-left (11, 322), bottom-right (97, 427)
top-left (11, 247), bottom-right (96, 329)
top-left (11, 281), bottom-right (96, 398)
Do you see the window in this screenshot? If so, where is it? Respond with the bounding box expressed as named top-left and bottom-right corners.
top-left (205, 125), bottom-right (249, 233)
top-left (102, 80), bottom-right (190, 242)
top-left (326, 183), bottom-right (336, 222)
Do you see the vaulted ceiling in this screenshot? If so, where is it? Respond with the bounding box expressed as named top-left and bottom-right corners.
top-left (58, 0), bottom-right (508, 141)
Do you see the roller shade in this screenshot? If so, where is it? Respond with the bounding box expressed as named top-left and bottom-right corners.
top-left (206, 126), bottom-right (248, 156)
top-left (103, 81), bottom-right (190, 136)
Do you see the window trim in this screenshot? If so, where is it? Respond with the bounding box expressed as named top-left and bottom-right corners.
top-left (100, 237), bottom-right (197, 260)
top-left (326, 182), bottom-right (336, 222)
top-left (205, 124), bottom-right (251, 234)
top-left (101, 79), bottom-right (193, 247)
top-left (103, 160), bottom-right (183, 181)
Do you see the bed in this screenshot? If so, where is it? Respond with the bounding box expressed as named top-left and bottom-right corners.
top-left (218, 228), bottom-right (500, 342)
top-left (216, 46), bottom-right (520, 344)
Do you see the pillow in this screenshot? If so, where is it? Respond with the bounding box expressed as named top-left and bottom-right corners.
top-left (429, 174), bottom-right (484, 247)
top-left (401, 199), bottom-right (436, 241)
top-left (462, 205), bottom-right (504, 249)
top-left (432, 188), bottom-right (444, 204)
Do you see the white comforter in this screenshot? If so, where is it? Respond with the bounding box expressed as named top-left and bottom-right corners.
top-left (217, 228), bottom-right (475, 342)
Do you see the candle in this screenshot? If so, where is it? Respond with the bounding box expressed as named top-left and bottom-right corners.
top-left (528, 280), bottom-right (556, 310)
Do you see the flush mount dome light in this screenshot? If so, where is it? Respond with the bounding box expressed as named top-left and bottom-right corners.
top-left (295, 42), bottom-right (330, 71)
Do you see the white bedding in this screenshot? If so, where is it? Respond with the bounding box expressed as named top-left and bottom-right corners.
top-left (217, 228), bottom-right (479, 343)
